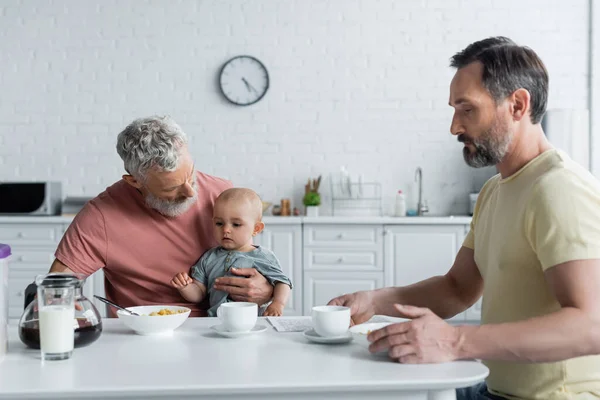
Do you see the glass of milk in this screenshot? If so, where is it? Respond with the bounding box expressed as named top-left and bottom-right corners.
top-left (36, 274), bottom-right (76, 361)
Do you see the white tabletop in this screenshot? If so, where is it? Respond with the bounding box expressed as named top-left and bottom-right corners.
top-left (0, 318), bottom-right (488, 400)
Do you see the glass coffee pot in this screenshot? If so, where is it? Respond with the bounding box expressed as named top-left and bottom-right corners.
top-left (18, 273), bottom-right (103, 349)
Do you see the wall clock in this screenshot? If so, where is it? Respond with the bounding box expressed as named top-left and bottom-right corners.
top-left (219, 55), bottom-right (269, 106)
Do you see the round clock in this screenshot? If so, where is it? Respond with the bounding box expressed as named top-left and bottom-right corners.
top-left (219, 55), bottom-right (269, 106)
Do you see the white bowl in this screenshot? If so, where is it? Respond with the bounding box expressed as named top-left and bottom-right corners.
top-left (349, 322), bottom-right (394, 351)
top-left (117, 305), bottom-right (191, 335)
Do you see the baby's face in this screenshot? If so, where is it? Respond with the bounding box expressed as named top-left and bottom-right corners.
top-left (212, 200), bottom-right (258, 250)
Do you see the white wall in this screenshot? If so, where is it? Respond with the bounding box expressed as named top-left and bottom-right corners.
top-left (0, 0), bottom-right (589, 215)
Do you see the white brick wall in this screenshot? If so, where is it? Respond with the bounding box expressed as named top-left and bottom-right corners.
top-left (0, 0), bottom-right (590, 215)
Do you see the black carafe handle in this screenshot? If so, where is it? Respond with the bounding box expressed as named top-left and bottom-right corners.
top-left (23, 282), bottom-right (37, 310)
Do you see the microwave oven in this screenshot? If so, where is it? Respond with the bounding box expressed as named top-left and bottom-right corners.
top-left (0, 182), bottom-right (62, 215)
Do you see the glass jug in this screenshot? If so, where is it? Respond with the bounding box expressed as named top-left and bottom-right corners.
top-left (18, 273), bottom-right (103, 349)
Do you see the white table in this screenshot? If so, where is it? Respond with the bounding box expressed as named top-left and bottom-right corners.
top-left (0, 318), bottom-right (488, 400)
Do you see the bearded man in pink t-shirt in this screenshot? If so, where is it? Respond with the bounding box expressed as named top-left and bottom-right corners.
top-left (49, 116), bottom-right (274, 317)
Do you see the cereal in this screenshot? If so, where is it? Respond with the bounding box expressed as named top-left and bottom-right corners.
top-left (147, 308), bottom-right (187, 316)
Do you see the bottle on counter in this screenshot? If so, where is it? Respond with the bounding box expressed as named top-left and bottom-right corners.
top-left (394, 190), bottom-right (406, 217)
top-left (280, 198), bottom-right (291, 216)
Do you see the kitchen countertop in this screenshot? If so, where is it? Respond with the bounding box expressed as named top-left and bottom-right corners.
top-left (0, 318), bottom-right (488, 400)
top-left (0, 215), bottom-right (471, 225)
top-left (301, 216), bottom-right (472, 225)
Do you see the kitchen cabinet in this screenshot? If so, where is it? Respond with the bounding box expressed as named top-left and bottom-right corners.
top-left (384, 224), bottom-right (481, 322)
top-left (253, 224), bottom-right (303, 315)
top-left (0, 220), bottom-right (105, 319)
top-left (465, 297), bottom-right (482, 322)
top-left (303, 224), bottom-right (385, 313)
top-left (303, 272), bottom-right (384, 313)
top-left (0, 222), bottom-right (64, 319)
top-left (1, 217), bottom-right (481, 322)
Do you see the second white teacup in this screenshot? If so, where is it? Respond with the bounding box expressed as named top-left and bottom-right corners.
top-left (312, 305), bottom-right (351, 337)
top-left (217, 302), bottom-right (258, 332)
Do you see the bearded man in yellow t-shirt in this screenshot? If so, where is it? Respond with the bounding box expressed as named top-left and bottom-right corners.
top-left (329, 36), bottom-right (600, 400)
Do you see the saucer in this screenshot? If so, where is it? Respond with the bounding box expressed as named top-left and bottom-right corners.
top-left (302, 328), bottom-right (353, 344)
top-left (210, 324), bottom-right (268, 338)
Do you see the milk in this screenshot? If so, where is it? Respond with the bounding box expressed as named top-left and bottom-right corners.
top-left (39, 305), bottom-right (74, 355)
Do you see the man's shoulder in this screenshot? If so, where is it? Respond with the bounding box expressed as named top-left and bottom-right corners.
top-left (88, 179), bottom-right (131, 208)
top-left (72, 180), bottom-right (150, 231)
top-left (195, 171), bottom-right (233, 193)
top-left (532, 152), bottom-right (600, 198)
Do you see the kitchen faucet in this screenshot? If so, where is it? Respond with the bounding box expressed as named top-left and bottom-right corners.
top-left (415, 167), bottom-right (429, 216)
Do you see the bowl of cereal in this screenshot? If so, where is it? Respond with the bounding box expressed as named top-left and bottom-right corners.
top-left (349, 322), bottom-right (394, 351)
top-left (117, 305), bottom-right (191, 335)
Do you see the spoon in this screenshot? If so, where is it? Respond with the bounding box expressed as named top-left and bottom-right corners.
top-left (93, 295), bottom-right (141, 316)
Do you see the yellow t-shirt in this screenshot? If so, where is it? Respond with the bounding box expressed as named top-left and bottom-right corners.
top-left (463, 149), bottom-right (600, 400)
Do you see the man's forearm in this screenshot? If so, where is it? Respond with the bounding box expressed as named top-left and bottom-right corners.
top-left (373, 275), bottom-right (472, 319)
top-left (457, 307), bottom-right (600, 362)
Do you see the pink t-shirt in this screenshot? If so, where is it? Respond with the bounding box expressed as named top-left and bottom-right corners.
top-left (55, 172), bottom-right (232, 317)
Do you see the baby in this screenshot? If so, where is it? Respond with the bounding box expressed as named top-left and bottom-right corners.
top-left (170, 188), bottom-right (292, 317)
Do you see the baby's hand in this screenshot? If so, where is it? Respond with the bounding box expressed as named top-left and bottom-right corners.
top-left (263, 302), bottom-right (284, 317)
top-left (171, 272), bottom-right (193, 289)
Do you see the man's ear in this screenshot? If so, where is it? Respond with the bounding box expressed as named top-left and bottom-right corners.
top-left (122, 174), bottom-right (143, 189)
top-left (510, 88), bottom-right (531, 122)
top-left (253, 221), bottom-right (265, 236)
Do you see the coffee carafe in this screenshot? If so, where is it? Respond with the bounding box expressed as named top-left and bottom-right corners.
top-left (18, 273), bottom-right (103, 349)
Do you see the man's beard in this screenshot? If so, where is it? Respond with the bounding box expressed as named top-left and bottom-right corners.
top-left (144, 181), bottom-right (198, 218)
top-left (458, 117), bottom-right (513, 168)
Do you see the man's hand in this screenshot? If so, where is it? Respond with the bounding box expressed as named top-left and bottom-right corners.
top-left (213, 268), bottom-right (273, 305)
top-left (327, 290), bottom-right (377, 326)
top-left (263, 301), bottom-right (284, 317)
top-left (171, 272), bottom-right (193, 289)
top-left (368, 304), bottom-right (460, 364)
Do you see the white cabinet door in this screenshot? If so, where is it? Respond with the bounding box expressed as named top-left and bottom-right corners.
top-left (303, 272), bottom-right (384, 314)
top-left (7, 246), bottom-right (56, 319)
top-left (303, 225), bottom-right (383, 249)
top-left (384, 225), bottom-right (467, 322)
top-left (254, 224), bottom-right (302, 315)
top-left (88, 269), bottom-right (107, 317)
top-left (465, 298), bottom-right (482, 322)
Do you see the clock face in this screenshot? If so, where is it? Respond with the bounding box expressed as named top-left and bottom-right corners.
top-left (219, 56), bottom-right (269, 106)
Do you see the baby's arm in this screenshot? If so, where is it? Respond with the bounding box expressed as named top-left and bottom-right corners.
top-left (171, 272), bottom-right (207, 303)
top-left (263, 282), bottom-right (291, 317)
top-left (272, 282), bottom-right (291, 307)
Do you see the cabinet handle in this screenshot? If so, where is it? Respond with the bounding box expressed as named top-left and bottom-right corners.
top-left (337, 257), bottom-right (344, 263)
top-left (337, 233), bottom-right (344, 239)
top-left (384, 229), bottom-right (391, 235)
top-left (17, 232), bottom-right (25, 238)
top-left (16, 291), bottom-right (23, 297)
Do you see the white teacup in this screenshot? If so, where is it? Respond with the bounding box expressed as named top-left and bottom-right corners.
top-left (217, 302), bottom-right (258, 332)
top-left (311, 305), bottom-right (351, 337)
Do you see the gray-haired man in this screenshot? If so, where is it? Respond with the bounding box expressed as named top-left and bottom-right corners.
top-left (49, 116), bottom-right (274, 317)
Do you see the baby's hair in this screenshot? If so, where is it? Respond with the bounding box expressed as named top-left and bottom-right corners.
top-left (216, 188), bottom-right (263, 220)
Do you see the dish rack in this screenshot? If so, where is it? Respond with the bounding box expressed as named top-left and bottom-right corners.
top-left (329, 178), bottom-right (383, 216)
